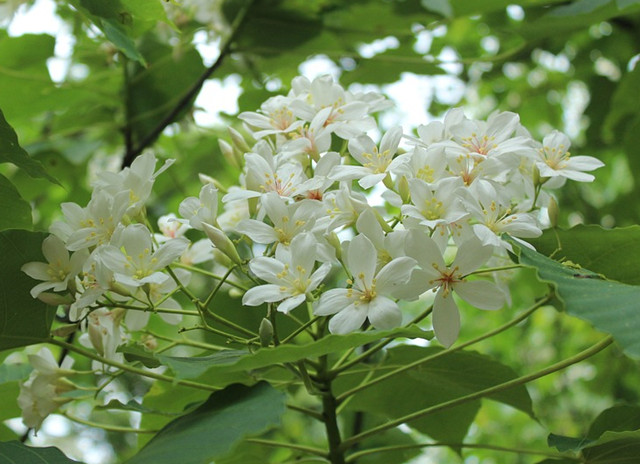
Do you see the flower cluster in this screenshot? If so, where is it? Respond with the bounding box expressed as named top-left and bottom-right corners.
top-left (20, 74), bottom-right (603, 428)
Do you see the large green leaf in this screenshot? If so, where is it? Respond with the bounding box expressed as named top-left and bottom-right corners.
top-left (587, 404), bottom-right (640, 439)
top-left (582, 430), bottom-right (640, 463)
top-left (528, 225), bottom-right (640, 285)
top-left (127, 382), bottom-right (286, 464)
top-left (0, 109), bottom-right (58, 185)
top-left (126, 35), bottom-right (206, 148)
top-left (0, 230), bottom-right (55, 350)
top-left (0, 441), bottom-right (84, 464)
top-left (517, 244), bottom-right (640, 359)
top-left (69, 0), bottom-right (172, 64)
top-left (336, 345), bottom-right (534, 444)
top-left (0, 174), bottom-right (31, 231)
top-left (156, 326), bottom-right (432, 380)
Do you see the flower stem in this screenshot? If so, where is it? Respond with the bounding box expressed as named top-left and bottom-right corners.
top-left (63, 412), bottom-right (159, 434)
top-left (50, 339), bottom-right (217, 392)
top-left (172, 262), bottom-right (249, 291)
top-left (245, 438), bottom-right (327, 457)
top-left (345, 441), bottom-right (578, 462)
top-left (339, 335), bottom-right (614, 451)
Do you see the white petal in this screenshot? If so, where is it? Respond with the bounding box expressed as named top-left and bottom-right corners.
top-left (308, 262), bottom-right (332, 290)
top-left (347, 235), bottom-right (377, 286)
top-left (454, 279), bottom-right (505, 310)
top-left (236, 219), bottom-right (277, 244)
top-left (21, 262), bottom-right (51, 281)
top-left (41, 235), bottom-right (68, 266)
top-left (358, 173), bottom-right (386, 190)
top-left (375, 257), bottom-right (416, 293)
top-left (453, 239), bottom-right (493, 275)
top-left (153, 239), bottom-right (189, 270)
top-left (328, 303), bottom-right (368, 334)
top-left (314, 288), bottom-right (354, 316)
top-left (242, 284), bottom-right (286, 306)
top-left (433, 291), bottom-right (460, 348)
top-left (249, 257), bottom-right (285, 283)
top-left (367, 296), bottom-right (402, 330)
top-left (277, 294), bottom-right (306, 313)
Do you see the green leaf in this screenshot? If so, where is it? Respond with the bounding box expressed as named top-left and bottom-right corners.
top-left (0, 441), bottom-right (84, 464)
top-left (0, 174), bottom-right (32, 231)
top-left (0, 109), bottom-right (59, 185)
top-left (528, 225), bottom-right (640, 285)
top-left (157, 326), bottom-right (432, 380)
top-left (516, 244), bottom-right (640, 359)
top-left (337, 345), bottom-right (534, 444)
top-left (126, 35), bottom-right (206, 148)
top-left (587, 404), bottom-right (640, 439)
top-left (119, 345), bottom-right (161, 368)
top-left (547, 433), bottom-right (594, 452)
top-left (100, 18), bottom-right (146, 64)
top-left (421, 0), bottom-right (453, 18)
top-left (617, 0), bottom-right (640, 8)
top-left (95, 399), bottom-right (182, 416)
top-left (126, 382), bottom-right (286, 464)
top-left (0, 229), bottom-right (55, 351)
top-left (548, 0), bottom-right (611, 16)
top-left (582, 430), bottom-right (640, 463)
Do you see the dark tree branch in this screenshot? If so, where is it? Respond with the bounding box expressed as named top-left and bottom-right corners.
top-left (121, 0), bottom-right (256, 168)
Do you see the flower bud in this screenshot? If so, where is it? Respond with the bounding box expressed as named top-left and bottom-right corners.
top-left (547, 196), bottom-right (559, 228)
top-left (228, 127), bottom-right (251, 154)
top-left (398, 175), bottom-right (410, 204)
top-left (198, 173), bottom-right (227, 194)
top-left (218, 139), bottom-right (240, 170)
top-left (203, 223), bottom-right (243, 265)
top-left (325, 232), bottom-right (342, 261)
top-left (259, 318), bottom-right (274, 347)
top-left (37, 292), bottom-right (74, 306)
top-left (51, 323), bottom-right (79, 338)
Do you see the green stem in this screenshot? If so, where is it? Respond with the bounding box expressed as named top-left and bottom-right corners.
top-left (339, 335), bottom-right (614, 451)
top-left (466, 264), bottom-right (524, 276)
top-left (63, 412), bottom-right (159, 434)
top-left (337, 296), bottom-right (550, 402)
top-left (100, 302), bottom-right (199, 317)
top-left (345, 442), bottom-right (578, 462)
top-left (245, 438), bottom-right (327, 457)
top-left (167, 267), bottom-right (257, 338)
top-left (287, 403), bottom-right (324, 421)
top-left (281, 316), bottom-right (321, 344)
top-left (318, 356), bottom-right (346, 464)
top-left (146, 330), bottom-right (229, 351)
top-left (172, 262), bottom-right (249, 291)
top-left (50, 339), bottom-right (217, 392)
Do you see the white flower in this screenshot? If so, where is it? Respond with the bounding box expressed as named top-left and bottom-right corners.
top-left (18, 348), bottom-right (75, 432)
top-left (314, 234), bottom-right (416, 334)
top-left (22, 235), bottom-right (87, 298)
top-left (401, 177), bottom-right (469, 230)
top-left (535, 130), bottom-right (604, 183)
top-left (179, 184), bottom-right (218, 231)
top-left (405, 232), bottom-right (505, 347)
top-left (155, 213), bottom-right (190, 242)
top-left (93, 152), bottom-right (173, 215)
top-left (243, 233), bottom-right (331, 313)
top-left (99, 224), bottom-right (188, 287)
top-left (330, 127), bottom-right (406, 189)
top-left (236, 192), bottom-right (320, 247)
top-left (87, 307), bottom-right (125, 360)
top-left (465, 197), bottom-right (542, 251)
top-left (239, 95), bottom-right (304, 139)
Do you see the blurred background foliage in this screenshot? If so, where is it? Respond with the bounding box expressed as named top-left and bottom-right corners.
top-left (1, 0), bottom-right (640, 463)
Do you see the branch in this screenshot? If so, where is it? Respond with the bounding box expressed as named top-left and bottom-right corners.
top-left (121, 0), bottom-right (255, 168)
